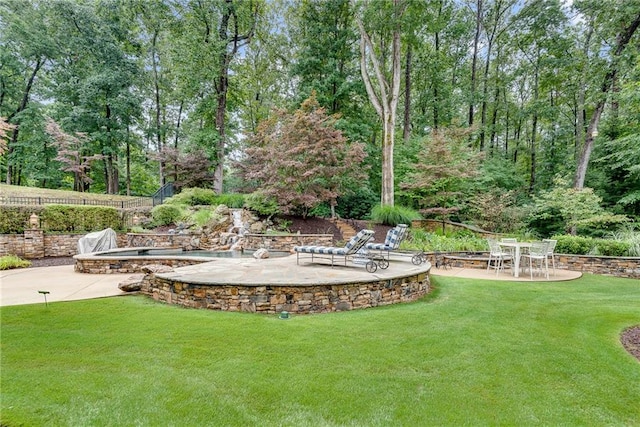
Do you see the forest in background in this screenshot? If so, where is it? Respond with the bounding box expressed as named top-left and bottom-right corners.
top-left (1, 0), bottom-right (639, 235)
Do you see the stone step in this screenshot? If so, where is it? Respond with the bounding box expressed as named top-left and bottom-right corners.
top-left (331, 218), bottom-right (357, 241)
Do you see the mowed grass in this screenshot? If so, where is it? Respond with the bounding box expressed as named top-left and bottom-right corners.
top-left (0, 183), bottom-right (144, 202)
top-left (1, 275), bottom-right (639, 426)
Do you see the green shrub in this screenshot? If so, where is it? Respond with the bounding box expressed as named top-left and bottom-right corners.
top-left (553, 235), bottom-right (594, 255)
top-left (190, 208), bottom-right (215, 228)
top-left (244, 191), bottom-right (281, 217)
top-left (0, 206), bottom-right (44, 233)
top-left (214, 193), bottom-right (245, 209)
top-left (40, 205), bottom-right (122, 232)
top-left (370, 204), bottom-right (422, 226)
top-left (151, 204), bottom-right (186, 226)
top-left (0, 255), bottom-right (31, 270)
top-left (592, 240), bottom-right (630, 257)
top-left (166, 188), bottom-right (246, 208)
top-left (552, 234), bottom-right (631, 256)
top-left (166, 188), bottom-right (218, 206)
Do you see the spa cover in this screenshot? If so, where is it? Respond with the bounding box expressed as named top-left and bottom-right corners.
top-left (77, 228), bottom-right (118, 254)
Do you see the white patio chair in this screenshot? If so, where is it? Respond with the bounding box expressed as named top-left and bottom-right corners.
top-left (521, 241), bottom-right (550, 280)
top-left (542, 239), bottom-right (557, 275)
top-left (486, 238), bottom-right (512, 276)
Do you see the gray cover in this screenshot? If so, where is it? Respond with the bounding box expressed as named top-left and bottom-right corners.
top-left (77, 228), bottom-right (118, 254)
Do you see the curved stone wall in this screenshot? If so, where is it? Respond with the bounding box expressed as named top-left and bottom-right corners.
top-left (141, 272), bottom-right (430, 314)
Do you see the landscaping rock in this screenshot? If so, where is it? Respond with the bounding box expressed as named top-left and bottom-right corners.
top-left (253, 248), bottom-right (269, 259)
top-left (118, 274), bottom-right (144, 292)
top-left (141, 264), bottom-right (175, 274)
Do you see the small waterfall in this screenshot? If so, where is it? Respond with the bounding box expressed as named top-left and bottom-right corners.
top-left (229, 209), bottom-right (248, 251)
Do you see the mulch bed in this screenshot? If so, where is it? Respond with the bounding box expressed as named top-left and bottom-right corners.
top-left (621, 326), bottom-right (640, 362)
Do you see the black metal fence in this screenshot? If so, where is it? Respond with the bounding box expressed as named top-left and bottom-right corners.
top-left (0, 195), bottom-right (153, 209)
top-left (152, 182), bottom-right (174, 206)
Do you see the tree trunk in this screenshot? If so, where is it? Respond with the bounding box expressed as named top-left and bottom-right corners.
top-left (403, 44), bottom-right (412, 141)
top-left (5, 57), bottom-right (43, 184)
top-left (356, 0), bottom-right (405, 207)
top-left (574, 12), bottom-right (640, 189)
top-left (468, 0), bottom-right (482, 128)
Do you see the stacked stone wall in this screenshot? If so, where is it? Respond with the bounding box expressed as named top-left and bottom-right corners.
top-left (439, 251), bottom-right (639, 279)
top-left (243, 233), bottom-right (333, 251)
top-left (74, 256), bottom-right (209, 274)
top-left (141, 272), bottom-right (430, 314)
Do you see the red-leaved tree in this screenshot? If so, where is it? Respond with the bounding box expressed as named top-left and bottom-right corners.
top-left (45, 119), bottom-right (103, 192)
top-left (155, 147), bottom-right (214, 190)
top-left (241, 94), bottom-right (367, 218)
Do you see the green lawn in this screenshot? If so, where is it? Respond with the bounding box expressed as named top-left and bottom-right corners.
top-left (1, 274), bottom-right (639, 426)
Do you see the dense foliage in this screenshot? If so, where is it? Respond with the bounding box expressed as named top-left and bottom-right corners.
top-left (1, 0), bottom-right (639, 236)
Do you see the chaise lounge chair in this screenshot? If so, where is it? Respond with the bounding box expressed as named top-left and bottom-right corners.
top-left (364, 224), bottom-right (408, 261)
top-left (293, 229), bottom-right (375, 270)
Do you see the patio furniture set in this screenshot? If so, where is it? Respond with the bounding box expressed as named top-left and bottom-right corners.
top-left (293, 224), bottom-right (426, 273)
top-left (487, 237), bottom-right (557, 279)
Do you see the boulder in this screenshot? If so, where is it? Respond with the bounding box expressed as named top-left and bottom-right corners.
top-left (253, 248), bottom-right (270, 259)
top-left (118, 274), bottom-right (144, 292)
top-left (141, 264), bottom-right (175, 274)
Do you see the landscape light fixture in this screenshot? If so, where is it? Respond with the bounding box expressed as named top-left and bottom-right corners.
top-left (38, 290), bottom-right (50, 307)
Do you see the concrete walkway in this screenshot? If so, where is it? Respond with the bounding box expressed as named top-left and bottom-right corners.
top-left (0, 265), bottom-right (129, 307)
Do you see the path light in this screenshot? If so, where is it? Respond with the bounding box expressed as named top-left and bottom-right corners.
top-left (279, 311), bottom-right (290, 320)
top-left (38, 290), bottom-right (50, 307)
top-left (29, 213), bottom-right (39, 229)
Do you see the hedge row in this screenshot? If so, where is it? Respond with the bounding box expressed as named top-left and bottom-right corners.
top-left (552, 235), bottom-right (631, 257)
top-left (0, 205), bottom-right (123, 233)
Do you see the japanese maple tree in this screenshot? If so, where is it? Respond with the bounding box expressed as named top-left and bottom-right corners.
top-left (242, 94), bottom-right (367, 218)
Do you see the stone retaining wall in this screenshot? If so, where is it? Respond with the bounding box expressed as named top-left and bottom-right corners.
top-left (141, 272), bottom-right (430, 314)
top-left (0, 230), bottom-right (127, 258)
top-left (1, 231), bottom-right (331, 259)
top-left (440, 252), bottom-right (640, 279)
top-left (243, 233), bottom-right (333, 251)
top-left (74, 256), bottom-right (209, 274)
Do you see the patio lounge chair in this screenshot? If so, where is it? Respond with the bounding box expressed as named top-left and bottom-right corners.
top-left (364, 224), bottom-right (409, 261)
top-left (294, 229), bottom-right (375, 268)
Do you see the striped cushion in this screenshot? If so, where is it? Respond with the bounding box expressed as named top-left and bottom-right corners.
top-left (293, 246), bottom-right (346, 255)
top-left (366, 224), bottom-right (408, 251)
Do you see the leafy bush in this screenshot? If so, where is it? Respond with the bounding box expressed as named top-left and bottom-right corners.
top-left (40, 205), bottom-right (122, 232)
top-left (190, 208), bottom-right (215, 228)
top-left (0, 255), bottom-right (31, 270)
top-left (403, 228), bottom-right (487, 252)
top-left (592, 240), bottom-right (630, 257)
top-left (166, 188), bottom-right (218, 206)
top-left (214, 193), bottom-right (245, 209)
top-left (0, 206), bottom-right (44, 233)
top-left (151, 204), bottom-right (186, 226)
top-left (244, 191), bottom-right (281, 217)
top-left (370, 204), bottom-right (422, 226)
top-left (336, 187), bottom-right (378, 219)
top-left (552, 234), bottom-right (631, 256)
top-left (553, 235), bottom-right (594, 255)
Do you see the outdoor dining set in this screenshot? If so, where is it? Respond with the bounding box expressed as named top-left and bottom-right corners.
top-left (486, 237), bottom-right (557, 279)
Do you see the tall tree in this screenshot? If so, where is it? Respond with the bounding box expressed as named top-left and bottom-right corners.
top-left (356, 0), bottom-right (407, 207)
top-left (573, 4), bottom-right (640, 189)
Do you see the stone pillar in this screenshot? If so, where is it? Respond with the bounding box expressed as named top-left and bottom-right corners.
top-left (23, 229), bottom-right (45, 259)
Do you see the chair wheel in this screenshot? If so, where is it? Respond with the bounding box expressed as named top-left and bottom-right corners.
top-left (411, 254), bottom-right (423, 265)
top-left (366, 261), bottom-right (377, 273)
top-left (378, 259), bottom-right (389, 269)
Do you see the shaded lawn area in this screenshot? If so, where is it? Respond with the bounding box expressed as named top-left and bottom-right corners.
top-left (1, 274), bottom-right (639, 426)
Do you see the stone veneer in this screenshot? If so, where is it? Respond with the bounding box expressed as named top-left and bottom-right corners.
top-left (243, 233), bottom-right (333, 251)
top-left (0, 230), bottom-right (128, 258)
top-left (440, 252), bottom-right (640, 279)
top-left (74, 255), bottom-right (210, 274)
top-left (140, 272), bottom-right (430, 314)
